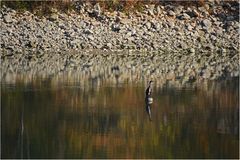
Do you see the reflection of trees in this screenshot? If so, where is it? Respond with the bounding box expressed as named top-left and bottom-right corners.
top-left (1, 78), bottom-right (239, 158)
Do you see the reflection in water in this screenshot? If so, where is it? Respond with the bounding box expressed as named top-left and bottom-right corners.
top-left (16, 106), bottom-right (30, 158)
top-left (1, 77), bottom-right (239, 159)
top-left (145, 103), bottom-right (152, 121)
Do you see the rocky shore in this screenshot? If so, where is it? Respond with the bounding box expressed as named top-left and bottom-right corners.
top-left (1, 1), bottom-right (239, 84)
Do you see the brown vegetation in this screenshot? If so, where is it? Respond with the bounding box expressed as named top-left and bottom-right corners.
top-left (1, 0), bottom-right (239, 14)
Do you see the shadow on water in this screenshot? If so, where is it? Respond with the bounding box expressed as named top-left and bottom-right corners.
top-left (1, 76), bottom-right (239, 159)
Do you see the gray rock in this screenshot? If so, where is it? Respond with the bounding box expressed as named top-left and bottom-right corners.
top-left (87, 35), bottom-right (94, 41)
top-left (153, 23), bottom-right (161, 30)
top-left (178, 13), bottom-right (191, 20)
top-left (148, 5), bottom-right (155, 16)
top-left (202, 69), bottom-right (211, 79)
top-left (168, 21), bottom-right (174, 28)
top-left (198, 7), bottom-right (207, 13)
top-left (4, 15), bottom-right (12, 23)
top-left (166, 71), bottom-right (175, 80)
top-left (202, 19), bottom-right (212, 28)
top-left (84, 29), bottom-right (93, 34)
top-left (156, 6), bottom-right (162, 15)
top-left (187, 24), bottom-right (193, 31)
top-left (93, 3), bottom-right (101, 16)
top-left (226, 16), bottom-right (235, 21)
top-left (145, 22), bottom-right (152, 30)
top-left (180, 42), bottom-right (188, 49)
top-left (186, 9), bottom-right (199, 17)
top-left (28, 40), bottom-right (37, 48)
top-left (127, 36), bottom-right (135, 42)
top-left (49, 13), bottom-right (58, 21)
top-left (112, 24), bottom-right (121, 32)
top-left (115, 16), bottom-right (121, 23)
top-left (190, 48), bottom-right (195, 53)
top-left (106, 43), bottom-right (112, 49)
top-left (174, 6), bottom-right (184, 15)
top-left (174, 26), bottom-right (180, 31)
top-left (168, 10), bottom-right (175, 16)
top-left (126, 32), bottom-right (132, 37)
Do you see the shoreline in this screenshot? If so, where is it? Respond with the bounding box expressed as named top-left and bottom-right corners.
top-left (1, 2), bottom-right (239, 84)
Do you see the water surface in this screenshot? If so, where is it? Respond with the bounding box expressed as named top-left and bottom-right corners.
top-left (1, 77), bottom-right (239, 158)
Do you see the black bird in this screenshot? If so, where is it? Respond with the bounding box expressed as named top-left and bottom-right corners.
top-left (145, 80), bottom-right (153, 121)
top-left (145, 80), bottom-right (153, 103)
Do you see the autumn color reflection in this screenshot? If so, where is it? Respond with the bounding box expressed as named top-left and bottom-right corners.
top-left (1, 77), bottom-right (239, 158)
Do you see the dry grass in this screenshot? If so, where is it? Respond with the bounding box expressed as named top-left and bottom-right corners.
top-left (1, 0), bottom-right (239, 14)
top-left (1, 0), bottom-right (74, 15)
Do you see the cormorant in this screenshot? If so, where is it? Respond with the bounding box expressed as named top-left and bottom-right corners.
top-left (145, 80), bottom-right (153, 104)
top-left (145, 80), bottom-right (153, 121)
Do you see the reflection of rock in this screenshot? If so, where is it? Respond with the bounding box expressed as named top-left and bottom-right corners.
top-left (1, 49), bottom-right (239, 86)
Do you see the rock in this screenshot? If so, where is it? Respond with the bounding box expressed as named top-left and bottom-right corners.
top-left (156, 6), bottom-right (161, 15)
top-left (220, 48), bottom-right (226, 54)
top-left (27, 40), bottom-right (37, 48)
top-left (202, 19), bottom-right (212, 28)
top-left (106, 43), bottom-right (112, 49)
top-left (5, 45), bottom-right (15, 51)
top-left (148, 5), bottom-right (155, 16)
top-left (166, 71), bottom-right (175, 80)
top-left (130, 29), bottom-right (136, 36)
top-left (70, 39), bottom-right (81, 47)
top-left (115, 16), bottom-right (121, 23)
top-left (4, 15), bottom-right (12, 23)
top-left (210, 35), bottom-right (217, 41)
top-left (190, 48), bottom-right (195, 53)
top-left (202, 69), bottom-right (212, 79)
top-left (84, 29), bottom-right (93, 34)
top-left (145, 22), bottom-right (152, 30)
top-left (126, 32), bottom-right (132, 37)
top-left (50, 8), bottom-right (58, 14)
top-left (87, 35), bottom-right (94, 41)
top-left (204, 4), bottom-right (210, 11)
top-left (187, 9), bottom-right (199, 17)
top-left (49, 13), bottom-right (58, 21)
top-left (226, 16), bottom-right (235, 21)
top-left (180, 42), bottom-right (188, 49)
top-left (120, 19), bottom-right (131, 25)
top-left (198, 7), bottom-right (207, 14)
top-left (128, 36), bottom-right (135, 42)
top-left (168, 10), bottom-right (175, 16)
top-left (174, 6), bottom-right (184, 15)
top-left (168, 21), bottom-right (174, 28)
top-left (174, 26), bottom-right (180, 31)
top-left (93, 3), bottom-right (101, 16)
top-left (187, 24), bottom-right (193, 31)
top-left (112, 24), bottom-right (121, 32)
top-left (178, 13), bottom-right (191, 20)
top-left (153, 23), bottom-right (161, 30)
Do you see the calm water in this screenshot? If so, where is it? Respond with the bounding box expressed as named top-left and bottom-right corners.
top-left (1, 77), bottom-right (239, 158)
